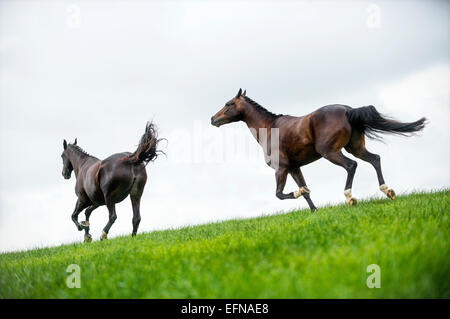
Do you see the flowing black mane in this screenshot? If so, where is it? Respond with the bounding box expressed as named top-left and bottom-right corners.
top-left (69, 144), bottom-right (98, 159)
top-left (243, 96), bottom-right (282, 118)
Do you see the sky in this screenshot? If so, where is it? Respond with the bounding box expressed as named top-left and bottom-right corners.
top-left (0, 0), bottom-right (449, 252)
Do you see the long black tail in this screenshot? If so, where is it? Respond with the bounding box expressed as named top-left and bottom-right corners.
top-left (346, 105), bottom-right (427, 140)
top-left (127, 122), bottom-right (163, 165)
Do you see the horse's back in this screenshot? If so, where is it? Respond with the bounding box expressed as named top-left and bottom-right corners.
top-left (103, 152), bottom-right (132, 162)
top-left (311, 104), bottom-right (351, 117)
top-left (308, 104), bottom-right (352, 127)
top-left (99, 152), bottom-right (143, 182)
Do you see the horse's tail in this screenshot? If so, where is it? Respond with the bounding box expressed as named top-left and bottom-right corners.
top-left (346, 105), bottom-right (427, 140)
top-left (127, 122), bottom-right (162, 165)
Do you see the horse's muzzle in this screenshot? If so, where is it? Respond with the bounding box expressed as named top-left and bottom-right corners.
top-left (211, 116), bottom-right (223, 127)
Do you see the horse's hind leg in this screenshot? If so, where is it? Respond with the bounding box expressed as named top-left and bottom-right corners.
top-left (289, 168), bottom-right (317, 211)
top-left (357, 149), bottom-right (396, 199)
top-left (320, 150), bottom-right (358, 205)
top-left (130, 173), bottom-right (146, 237)
top-left (345, 134), bottom-right (396, 200)
top-left (130, 196), bottom-right (141, 237)
top-left (101, 203), bottom-right (117, 240)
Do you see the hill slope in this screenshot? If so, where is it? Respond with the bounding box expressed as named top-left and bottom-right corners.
top-left (1, 190), bottom-right (449, 298)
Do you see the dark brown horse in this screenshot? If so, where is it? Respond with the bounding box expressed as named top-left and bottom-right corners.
top-left (61, 122), bottom-right (162, 242)
top-left (211, 89), bottom-right (426, 211)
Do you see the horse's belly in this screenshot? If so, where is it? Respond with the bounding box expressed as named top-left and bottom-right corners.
top-left (290, 145), bottom-right (321, 166)
top-left (296, 153), bottom-right (321, 166)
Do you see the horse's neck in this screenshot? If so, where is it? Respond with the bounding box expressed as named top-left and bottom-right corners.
top-left (242, 106), bottom-right (277, 141)
top-left (69, 149), bottom-right (92, 177)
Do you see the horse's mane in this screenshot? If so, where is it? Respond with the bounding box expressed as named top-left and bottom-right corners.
top-left (69, 144), bottom-right (98, 159)
top-left (243, 96), bottom-right (282, 118)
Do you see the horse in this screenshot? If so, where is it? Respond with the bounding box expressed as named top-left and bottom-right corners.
top-left (211, 89), bottom-right (427, 211)
top-left (61, 122), bottom-right (163, 242)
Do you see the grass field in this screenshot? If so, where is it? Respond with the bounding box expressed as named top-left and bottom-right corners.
top-left (0, 190), bottom-right (449, 298)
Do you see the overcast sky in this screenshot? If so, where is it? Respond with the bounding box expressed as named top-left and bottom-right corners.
top-left (0, 0), bottom-right (449, 252)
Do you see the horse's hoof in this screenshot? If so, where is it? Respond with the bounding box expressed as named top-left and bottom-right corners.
top-left (84, 234), bottom-right (92, 243)
top-left (348, 198), bottom-right (357, 206)
top-left (100, 231), bottom-right (108, 241)
top-left (387, 189), bottom-right (396, 200)
top-left (80, 221), bottom-right (89, 229)
top-left (131, 232), bottom-right (136, 237)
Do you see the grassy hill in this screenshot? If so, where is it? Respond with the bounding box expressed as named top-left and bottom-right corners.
top-left (0, 190), bottom-right (449, 298)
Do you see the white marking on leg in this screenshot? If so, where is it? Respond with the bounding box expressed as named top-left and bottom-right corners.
top-left (344, 189), bottom-right (357, 205)
top-left (380, 184), bottom-right (388, 195)
top-left (380, 184), bottom-right (396, 200)
top-left (294, 186), bottom-right (311, 198)
top-left (344, 188), bottom-right (353, 203)
top-left (300, 186), bottom-right (310, 194)
top-left (344, 188), bottom-right (357, 205)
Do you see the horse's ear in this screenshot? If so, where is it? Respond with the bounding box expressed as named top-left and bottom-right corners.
top-left (74, 138), bottom-right (77, 145)
top-left (242, 90), bottom-right (246, 97)
top-left (63, 139), bottom-right (67, 150)
top-left (236, 88), bottom-right (242, 98)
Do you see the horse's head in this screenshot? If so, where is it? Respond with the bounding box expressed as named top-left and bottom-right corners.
top-left (61, 138), bottom-right (77, 179)
top-left (211, 88), bottom-right (247, 127)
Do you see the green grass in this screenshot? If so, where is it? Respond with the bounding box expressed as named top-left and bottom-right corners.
top-left (1, 190), bottom-right (449, 298)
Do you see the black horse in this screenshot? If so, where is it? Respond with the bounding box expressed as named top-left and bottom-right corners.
top-left (61, 122), bottom-right (163, 242)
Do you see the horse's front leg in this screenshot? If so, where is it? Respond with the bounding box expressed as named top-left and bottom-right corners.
top-left (83, 205), bottom-right (98, 242)
top-left (289, 168), bottom-right (317, 211)
top-left (275, 168), bottom-right (296, 199)
top-left (100, 203), bottom-right (117, 240)
top-left (71, 199), bottom-right (89, 232)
